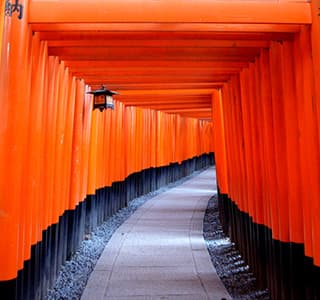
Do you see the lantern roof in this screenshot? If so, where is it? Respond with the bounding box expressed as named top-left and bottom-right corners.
top-left (87, 86), bottom-right (119, 96)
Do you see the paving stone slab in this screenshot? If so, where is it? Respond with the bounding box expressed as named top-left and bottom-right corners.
top-left (105, 279), bottom-right (206, 297)
top-left (109, 266), bottom-right (198, 281)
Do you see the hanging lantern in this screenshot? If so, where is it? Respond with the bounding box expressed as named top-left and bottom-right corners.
top-left (87, 86), bottom-right (118, 112)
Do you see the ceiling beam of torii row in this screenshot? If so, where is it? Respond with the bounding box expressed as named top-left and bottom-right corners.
top-left (28, 0), bottom-right (312, 121)
top-left (29, 0), bottom-right (311, 24)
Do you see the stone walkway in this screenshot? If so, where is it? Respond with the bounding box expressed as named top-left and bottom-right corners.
top-left (81, 168), bottom-right (231, 300)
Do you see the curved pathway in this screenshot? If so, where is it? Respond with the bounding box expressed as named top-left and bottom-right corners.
top-left (81, 168), bottom-right (231, 300)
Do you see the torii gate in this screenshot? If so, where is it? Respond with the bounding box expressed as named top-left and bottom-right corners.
top-left (1, 1), bottom-right (320, 299)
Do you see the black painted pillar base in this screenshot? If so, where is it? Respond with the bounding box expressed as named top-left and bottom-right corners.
top-left (217, 190), bottom-right (320, 300)
top-left (0, 153), bottom-right (214, 300)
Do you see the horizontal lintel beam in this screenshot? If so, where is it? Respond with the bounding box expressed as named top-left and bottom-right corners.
top-left (85, 77), bottom-right (230, 84)
top-left (162, 108), bottom-right (212, 112)
top-left (49, 46), bottom-right (260, 57)
top-left (29, 1), bottom-right (311, 24)
top-left (89, 83), bottom-right (222, 90)
top-left (47, 39), bottom-right (269, 48)
top-left (39, 31), bottom-right (296, 41)
top-left (118, 89), bottom-right (214, 96)
top-left (71, 69), bottom-right (240, 78)
top-left (125, 103), bottom-right (211, 109)
top-left (65, 60), bottom-right (249, 69)
top-left (32, 23), bottom-right (303, 33)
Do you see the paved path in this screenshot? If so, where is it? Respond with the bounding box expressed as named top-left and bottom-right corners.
top-left (81, 168), bottom-right (231, 300)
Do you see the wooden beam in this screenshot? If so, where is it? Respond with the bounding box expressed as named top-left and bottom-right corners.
top-left (127, 103), bottom-right (211, 109)
top-left (71, 69), bottom-right (239, 78)
top-left (84, 76), bottom-right (230, 84)
top-left (29, 1), bottom-right (311, 24)
top-left (39, 31), bottom-right (296, 41)
top-left (175, 112), bottom-right (213, 118)
top-left (76, 76), bottom-right (233, 86)
top-left (118, 96), bottom-right (212, 104)
top-left (161, 108), bottom-right (212, 113)
top-left (96, 83), bottom-right (223, 90)
top-left (118, 93), bottom-right (212, 99)
top-left (120, 101), bottom-right (210, 109)
top-left (117, 89), bottom-right (214, 96)
top-left (49, 46), bottom-right (260, 60)
top-left (47, 39), bottom-right (270, 48)
top-left (64, 60), bottom-right (249, 69)
top-left (176, 111), bottom-right (213, 117)
top-left (32, 23), bottom-right (303, 33)
top-left (121, 103), bottom-right (212, 108)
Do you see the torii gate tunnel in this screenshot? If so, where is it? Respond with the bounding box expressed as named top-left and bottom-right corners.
top-left (1, 1), bottom-right (320, 299)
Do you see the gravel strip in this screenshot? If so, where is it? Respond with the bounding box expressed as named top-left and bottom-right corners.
top-left (203, 195), bottom-right (270, 300)
top-left (45, 169), bottom-right (204, 300)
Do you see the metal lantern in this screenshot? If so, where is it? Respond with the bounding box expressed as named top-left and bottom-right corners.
top-left (87, 86), bottom-right (118, 112)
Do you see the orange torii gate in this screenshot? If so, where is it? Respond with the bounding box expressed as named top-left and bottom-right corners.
top-left (1, 0), bottom-right (320, 299)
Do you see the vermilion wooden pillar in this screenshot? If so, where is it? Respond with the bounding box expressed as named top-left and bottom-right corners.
top-left (310, 0), bottom-right (320, 267)
top-left (302, 26), bottom-right (320, 266)
top-left (239, 68), bottom-right (256, 221)
top-left (0, 0), bottom-right (31, 280)
top-left (311, 0), bottom-right (320, 148)
top-left (25, 35), bottom-right (48, 261)
top-left (292, 26), bottom-right (320, 262)
top-left (224, 79), bottom-right (239, 206)
top-left (212, 89), bottom-right (229, 195)
top-left (69, 79), bottom-right (85, 209)
top-left (233, 76), bottom-right (247, 214)
top-left (249, 62), bottom-right (265, 225)
top-left (280, 40), bottom-right (303, 244)
top-left (257, 49), bottom-right (275, 231)
top-left (250, 62), bottom-right (264, 225)
top-left (268, 41), bottom-right (290, 243)
top-left (220, 85), bottom-right (232, 195)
